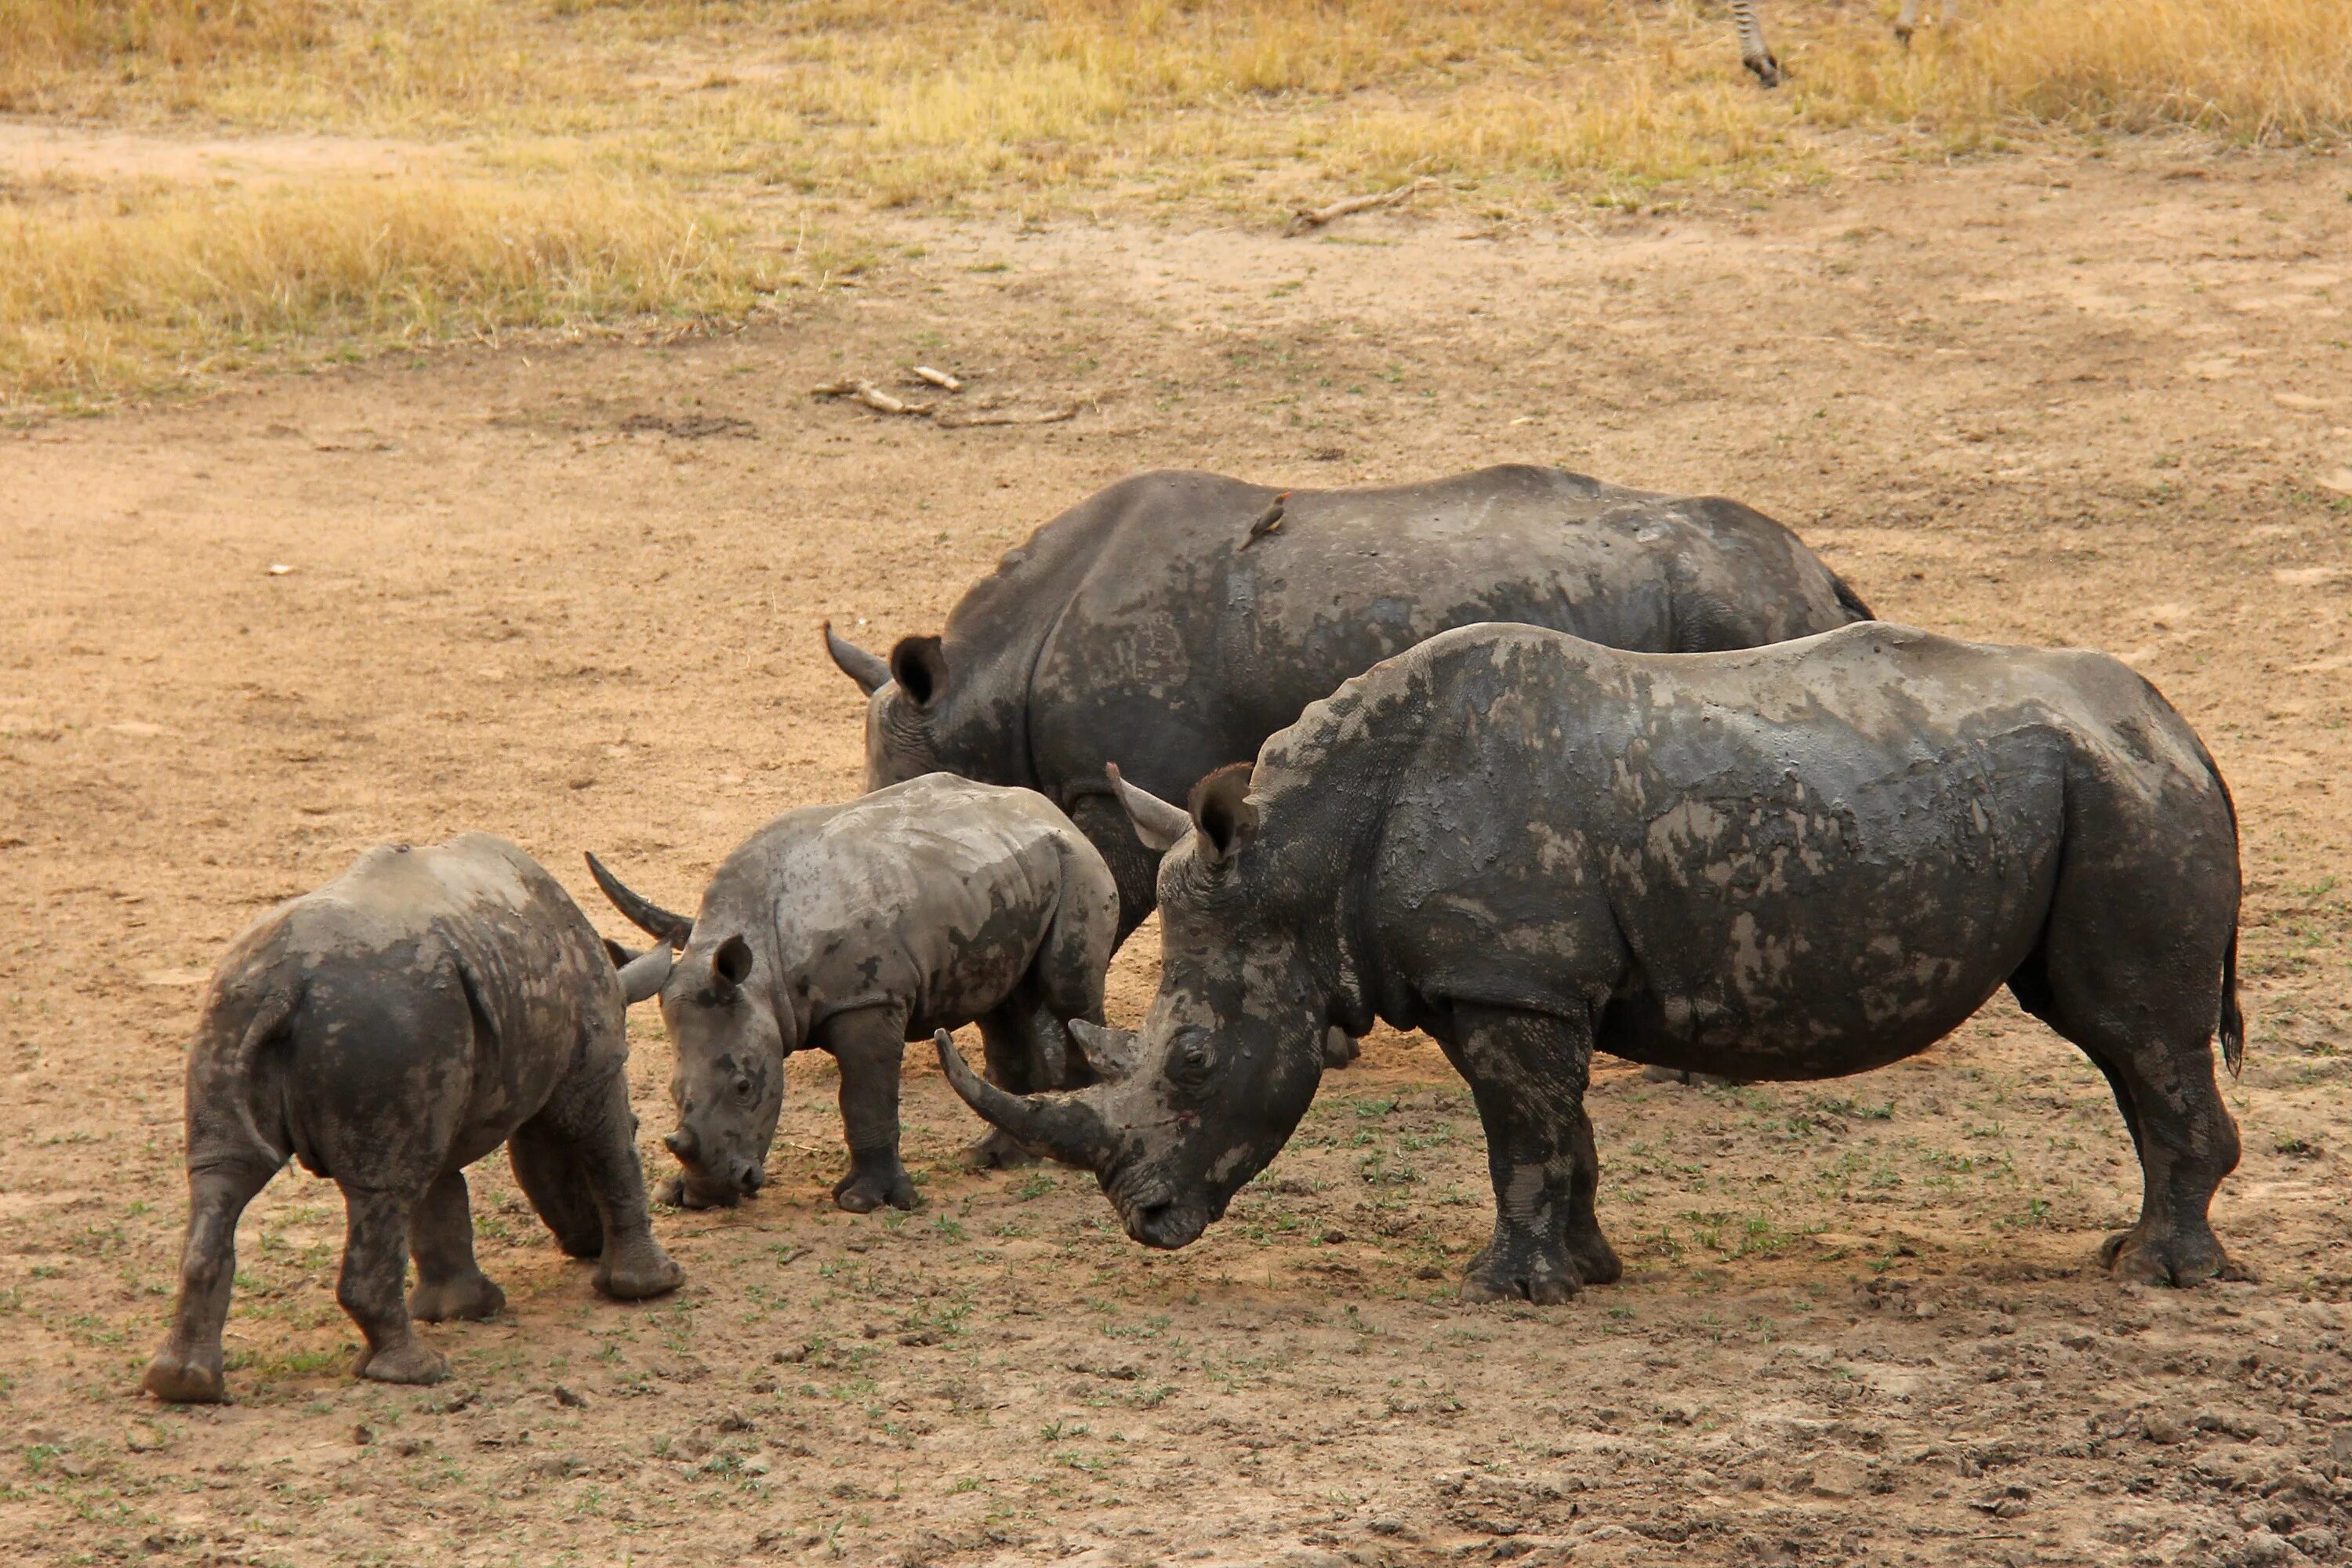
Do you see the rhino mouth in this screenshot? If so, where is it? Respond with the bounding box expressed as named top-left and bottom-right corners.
top-left (664, 1162), bottom-right (764, 1210)
top-left (1107, 1174), bottom-right (1210, 1250)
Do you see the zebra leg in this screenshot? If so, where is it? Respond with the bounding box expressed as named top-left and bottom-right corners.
top-left (1732, 0), bottom-right (1782, 86)
top-left (1896, 0), bottom-right (1923, 45)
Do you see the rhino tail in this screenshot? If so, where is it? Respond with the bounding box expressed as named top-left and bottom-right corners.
top-left (223, 985), bottom-right (298, 1167)
top-left (1831, 572), bottom-right (1875, 623)
top-left (2220, 918), bottom-right (2243, 1080)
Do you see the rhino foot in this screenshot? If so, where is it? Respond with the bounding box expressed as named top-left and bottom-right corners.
top-left (2099, 1223), bottom-right (2245, 1288)
top-left (1461, 1233), bottom-right (1582, 1305)
top-left (356, 1333), bottom-right (448, 1386)
top-left (143, 1345), bottom-right (227, 1405)
top-left (408, 1272), bottom-right (506, 1323)
top-left (595, 1240), bottom-right (684, 1301)
top-left (1567, 1227), bottom-right (1624, 1287)
top-left (1642, 1065), bottom-right (1738, 1088)
top-left (834, 1162), bottom-right (919, 1214)
top-left (965, 1130), bottom-right (1041, 1171)
top-left (1321, 1028), bottom-right (1362, 1070)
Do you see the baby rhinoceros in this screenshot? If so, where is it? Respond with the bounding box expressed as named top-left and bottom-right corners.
top-left (143, 834), bottom-right (682, 1404)
top-left (588, 773), bottom-right (1120, 1213)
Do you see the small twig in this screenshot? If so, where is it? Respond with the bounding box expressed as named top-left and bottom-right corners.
top-left (1285, 177), bottom-right (1436, 237)
top-left (909, 365), bottom-right (964, 392)
top-left (932, 401), bottom-right (1080, 430)
top-left (812, 378), bottom-right (933, 416)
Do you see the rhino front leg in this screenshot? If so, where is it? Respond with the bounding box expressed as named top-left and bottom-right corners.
top-left (1437, 1004), bottom-right (1617, 1305)
top-left (406, 1171), bottom-right (506, 1323)
top-left (336, 1184), bottom-right (447, 1385)
top-left (826, 1004), bottom-right (920, 1212)
top-left (143, 1159), bottom-right (276, 1403)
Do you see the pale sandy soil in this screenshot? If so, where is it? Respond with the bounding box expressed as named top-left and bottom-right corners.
top-left (3, 142), bottom-right (2351, 1566)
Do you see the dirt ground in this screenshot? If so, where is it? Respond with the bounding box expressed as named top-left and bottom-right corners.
top-left (5, 140), bottom-right (2352, 1567)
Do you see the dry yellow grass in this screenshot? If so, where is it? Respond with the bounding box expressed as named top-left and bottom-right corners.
top-left (2, 0), bottom-right (2342, 403)
top-left (0, 173), bottom-right (782, 409)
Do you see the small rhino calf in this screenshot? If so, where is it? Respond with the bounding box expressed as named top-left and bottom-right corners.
top-left (143, 834), bottom-right (682, 1403)
top-left (589, 773), bottom-right (1121, 1212)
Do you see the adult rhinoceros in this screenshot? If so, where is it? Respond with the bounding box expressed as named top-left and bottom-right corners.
top-left (937, 622), bottom-right (2247, 1299)
top-left (826, 464), bottom-right (1871, 943)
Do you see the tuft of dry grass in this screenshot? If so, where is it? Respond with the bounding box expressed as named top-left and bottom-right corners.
top-left (0, 173), bottom-right (783, 409)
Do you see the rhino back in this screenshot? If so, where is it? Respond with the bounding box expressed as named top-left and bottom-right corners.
top-left (1258, 623), bottom-right (2227, 1076)
top-left (1020, 466), bottom-right (1846, 807)
top-left (714, 776), bottom-right (1080, 1029)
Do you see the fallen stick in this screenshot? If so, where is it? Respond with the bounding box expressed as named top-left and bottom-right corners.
top-left (1286, 177), bottom-right (1436, 236)
top-left (933, 401), bottom-right (1080, 430)
top-left (811, 378), bottom-right (933, 416)
top-left (909, 365), bottom-right (964, 391)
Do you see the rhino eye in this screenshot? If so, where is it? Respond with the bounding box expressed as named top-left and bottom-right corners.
top-left (1167, 1030), bottom-right (1215, 1088)
top-left (733, 1076), bottom-right (754, 1102)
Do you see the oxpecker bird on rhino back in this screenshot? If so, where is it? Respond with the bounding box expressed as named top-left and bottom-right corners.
top-left (588, 774), bottom-right (1120, 1212)
top-left (145, 835), bottom-right (682, 1403)
top-left (825, 464), bottom-right (1872, 946)
top-left (938, 622), bottom-right (2248, 1300)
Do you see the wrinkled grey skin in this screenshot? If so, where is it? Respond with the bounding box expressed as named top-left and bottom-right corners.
top-left (941, 622), bottom-right (2247, 1301)
top-left (143, 835), bottom-right (681, 1404)
top-left (591, 774), bottom-right (1120, 1213)
top-left (826, 465), bottom-right (1871, 952)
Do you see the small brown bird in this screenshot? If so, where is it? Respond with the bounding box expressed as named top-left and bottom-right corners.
top-left (1241, 492), bottom-right (1290, 549)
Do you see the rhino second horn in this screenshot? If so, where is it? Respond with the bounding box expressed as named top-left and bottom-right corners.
top-left (1067, 1018), bottom-right (1141, 1085)
top-left (824, 620), bottom-right (892, 696)
top-left (1106, 763), bottom-right (1192, 853)
top-left (932, 1029), bottom-right (1113, 1169)
top-left (584, 852), bottom-right (693, 947)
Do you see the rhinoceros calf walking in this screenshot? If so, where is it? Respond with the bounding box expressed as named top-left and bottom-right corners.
top-left (143, 835), bottom-right (681, 1403)
top-left (942, 622), bottom-right (2247, 1298)
top-left (826, 464), bottom-right (1871, 946)
top-left (589, 773), bottom-right (1120, 1211)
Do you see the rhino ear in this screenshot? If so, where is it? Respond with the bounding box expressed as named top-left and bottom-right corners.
top-left (1067, 1018), bottom-right (1141, 1086)
top-left (1107, 763), bottom-right (1192, 854)
top-left (824, 620), bottom-right (892, 697)
top-left (710, 934), bottom-right (756, 992)
top-left (889, 636), bottom-right (949, 710)
top-left (1187, 764), bottom-right (1258, 865)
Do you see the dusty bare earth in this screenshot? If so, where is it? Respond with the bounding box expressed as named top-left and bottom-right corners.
top-left (5, 143), bottom-right (2352, 1567)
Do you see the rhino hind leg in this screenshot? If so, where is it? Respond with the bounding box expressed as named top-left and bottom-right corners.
top-left (337, 1183), bottom-right (448, 1385)
top-left (143, 1159), bottom-right (278, 1403)
top-left (510, 1116), bottom-right (605, 1260)
top-left (1439, 1004), bottom-right (1617, 1305)
top-left (2012, 915), bottom-right (2243, 1287)
top-left (530, 1069), bottom-right (684, 1301)
top-left (405, 1171), bottom-right (506, 1323)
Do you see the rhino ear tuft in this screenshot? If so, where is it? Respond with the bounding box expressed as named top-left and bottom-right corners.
top-left (1187, 764), bottom-right (1258, 864)
top-left (711, 934), bottom-right (755, 990)
top-left (889, 635), bottom-right (949, 710)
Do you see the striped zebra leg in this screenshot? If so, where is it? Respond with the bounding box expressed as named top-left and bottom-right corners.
top-left (1731, 0), bottom-right (1782, 86)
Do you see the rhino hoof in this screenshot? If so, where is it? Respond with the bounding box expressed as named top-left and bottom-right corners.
top-left (1460, 1236), bottom-right (1581, 1305)
top-left (596, 1247), bottom-right (684, 1301)
top-left (358, 1335), bottom-right (449, 1386)
top-left (965, 1131), bottom-right (1040, 1171)
top-left (143, 1348), bottom-right (227, 1405)
top-left (1321, 1028), bottom-right (1362, 1070)
top-left (2100, 1225), bottom-right (2241, 1287)
top-left (834, 1166), bottom-right (919, 1214)
top-left (408, 1273), bottom-right (506, 1323)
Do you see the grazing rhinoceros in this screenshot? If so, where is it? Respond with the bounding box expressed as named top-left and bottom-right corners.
top-left (937, 622), bottom-right (2248, 1299)
top-left (826, 464), bottom-right (1872, 947)
top-left (143, 835), bottom-right (682, 1403)
top-left (587, 772), bottom-right (1121, 1211)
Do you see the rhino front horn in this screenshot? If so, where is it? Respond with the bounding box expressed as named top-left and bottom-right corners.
top-left (824, 621), bottom-right (892, 697)
top-left (933, 1029), bottom-right (1114, 1170)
